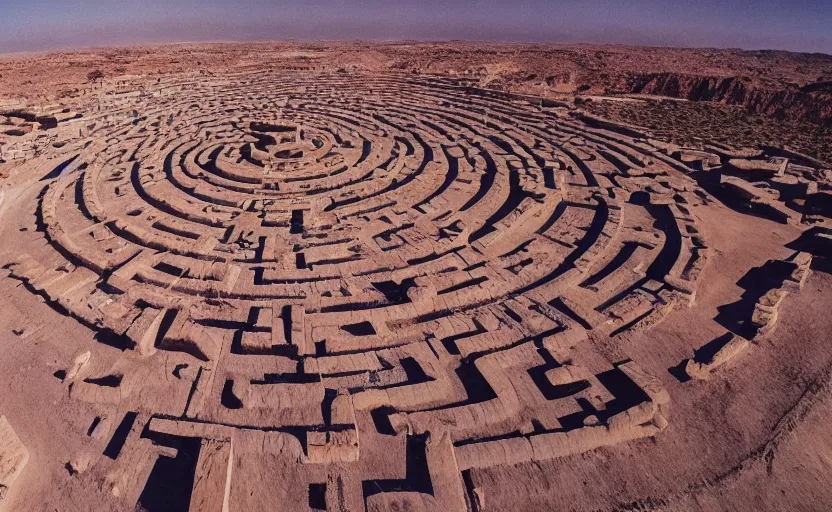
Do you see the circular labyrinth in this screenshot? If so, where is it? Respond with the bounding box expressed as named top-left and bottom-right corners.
top-left (2, 71), bottom-right (828, 511)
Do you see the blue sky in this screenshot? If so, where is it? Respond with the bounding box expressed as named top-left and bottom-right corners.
top-left (1, 0), bottom-right (830, 54)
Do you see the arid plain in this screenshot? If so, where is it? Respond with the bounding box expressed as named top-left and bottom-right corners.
top-left (0, 42), bottom-right (831, 511)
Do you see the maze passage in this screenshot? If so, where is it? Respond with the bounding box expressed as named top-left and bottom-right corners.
top-left (1, 70), bottom-right (830, 511)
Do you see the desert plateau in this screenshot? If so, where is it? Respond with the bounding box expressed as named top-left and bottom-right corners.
top-left (0, 41), bottom-right (830, 511)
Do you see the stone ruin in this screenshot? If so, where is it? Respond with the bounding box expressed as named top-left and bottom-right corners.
top-left (0, 70), bottom-right (829, 511)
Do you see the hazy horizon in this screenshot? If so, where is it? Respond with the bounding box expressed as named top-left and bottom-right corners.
top-left (1, 0), bottom-right (831, 55)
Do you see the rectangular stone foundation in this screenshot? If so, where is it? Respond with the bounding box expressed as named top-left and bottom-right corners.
top-left (0, 416), bottom-right (29, 506)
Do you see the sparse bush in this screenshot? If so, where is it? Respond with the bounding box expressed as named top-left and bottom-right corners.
top-left (87, 70), bottom-right (105, 83)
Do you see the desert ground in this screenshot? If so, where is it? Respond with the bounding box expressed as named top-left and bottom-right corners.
top-left (0, 42), bottom-right (830, 511)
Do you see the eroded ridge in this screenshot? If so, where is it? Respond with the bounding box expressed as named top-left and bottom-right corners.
top-left (1, 70), bottom-right (830, 511)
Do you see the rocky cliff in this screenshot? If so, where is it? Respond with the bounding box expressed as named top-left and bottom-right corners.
top-left (623, 73), bottom-right (832, 125)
